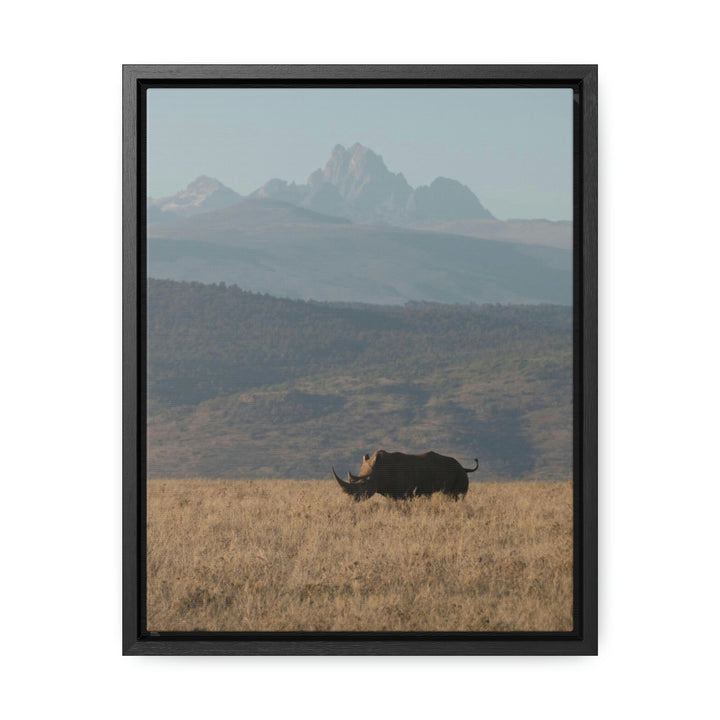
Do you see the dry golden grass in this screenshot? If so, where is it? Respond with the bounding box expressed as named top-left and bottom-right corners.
top-left (147, 479), bottom-right (573, 632)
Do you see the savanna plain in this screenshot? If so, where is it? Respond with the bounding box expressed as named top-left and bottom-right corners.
top-left (147, 479), bottom-right (573, 632)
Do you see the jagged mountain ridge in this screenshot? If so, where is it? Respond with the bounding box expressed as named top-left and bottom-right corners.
top-left (252, 143), bottom-right (494, 225)
top-left (148, 143), bottom-right (496, 227)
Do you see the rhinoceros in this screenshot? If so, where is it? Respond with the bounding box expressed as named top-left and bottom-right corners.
top-left (331, 450), bottom-right (478, 500)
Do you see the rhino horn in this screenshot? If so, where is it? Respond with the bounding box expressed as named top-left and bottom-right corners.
top-left (332, 467), bottom-right (356, 492)
top-left (332, 466), bottom-right (346, 484)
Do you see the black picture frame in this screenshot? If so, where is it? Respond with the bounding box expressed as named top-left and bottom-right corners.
top-left (123, 64), bottom-right (597, 656)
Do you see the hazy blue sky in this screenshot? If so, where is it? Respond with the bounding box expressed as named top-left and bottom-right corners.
top-left (147, 88), bottom-right (573, 221)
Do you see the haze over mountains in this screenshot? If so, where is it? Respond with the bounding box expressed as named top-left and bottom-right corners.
top-left (147, 143), bottom-right (572, 305)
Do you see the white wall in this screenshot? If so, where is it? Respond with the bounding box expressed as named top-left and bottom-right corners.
top-left (3, 1), bottom-right (718, 718)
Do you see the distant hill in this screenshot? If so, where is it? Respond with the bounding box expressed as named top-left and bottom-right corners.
top-left (413, 218), bottom-right (572, 250)
top-left (147, 279), bottom-right (573, 480)
top-left (147, 198), bottom-right (571, 306)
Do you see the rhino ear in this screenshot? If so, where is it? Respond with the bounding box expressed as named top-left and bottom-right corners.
top-left (364, 453), bottom-right (370, 461)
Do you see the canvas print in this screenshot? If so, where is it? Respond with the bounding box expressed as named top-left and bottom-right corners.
top-left (145, 88), bottom-right (574, 632)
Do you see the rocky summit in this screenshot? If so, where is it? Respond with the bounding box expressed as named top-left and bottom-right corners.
top-left (252, 143), bottom-right (494, 226)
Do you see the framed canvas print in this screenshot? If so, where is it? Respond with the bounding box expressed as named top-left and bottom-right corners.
top-left (123, 64), bottom-right (597, 655)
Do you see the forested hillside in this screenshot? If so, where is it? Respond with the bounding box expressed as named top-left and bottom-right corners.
top-left (147, 279), bottom-right (573, 479)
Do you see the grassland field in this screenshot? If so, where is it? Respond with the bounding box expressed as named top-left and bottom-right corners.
top-left (147, 479), bottom-right (573, 632)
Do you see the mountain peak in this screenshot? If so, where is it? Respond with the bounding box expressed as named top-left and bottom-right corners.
top-left (185, 175), bottom-right (224, 190)
top-left (411, 176), bottom-right (493, 222)
top-left (178, 175), bottom-right (234, 201)
top-left (348, 142), bottom-right (379, 160)
top-left (148, 175), bottom-right (242, 224)
top-left (254, 143), bottom-right (494, 225)
top-left (329, 142), bottom-right (375, 158)
top-left (322, 141), bottom-right (392, 189)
